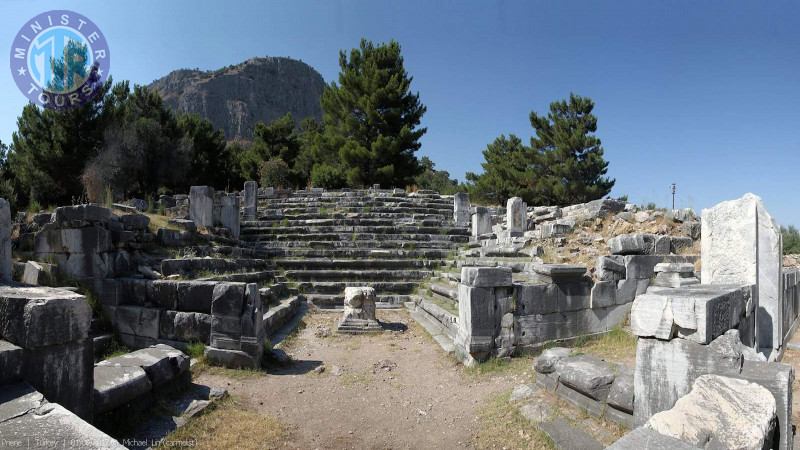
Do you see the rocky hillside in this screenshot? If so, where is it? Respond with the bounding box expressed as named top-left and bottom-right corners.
top-left (149, 57), bottom-right (325, 141)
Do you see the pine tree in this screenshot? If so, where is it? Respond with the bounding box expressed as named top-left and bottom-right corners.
top-left (465, 134), bottom-right (528, 204)
top-left (522, 93), bottom-right (614, 205)
top-left (316, 39), bottom-right (426, 188)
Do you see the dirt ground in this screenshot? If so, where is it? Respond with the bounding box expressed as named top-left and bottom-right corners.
top-left (195, 309), bottom-right (532, 449)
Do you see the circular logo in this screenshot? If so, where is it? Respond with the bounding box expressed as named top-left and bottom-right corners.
top-left (9, 10), bottom-right (110, 110)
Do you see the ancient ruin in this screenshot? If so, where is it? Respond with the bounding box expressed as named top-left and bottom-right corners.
top-left (0, 184), bottom-right (798, 449)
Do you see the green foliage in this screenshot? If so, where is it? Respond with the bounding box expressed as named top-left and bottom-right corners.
top-left (281, 218), bottom-right (289, 227)
top-left (465, 134), bottom-right (528, 205)
top-left (313, 39), bottom-right (426, 188)
top-left (310, 163), bottom-right (346, 188)
top-left (27, 200), bottom-right (41, 214)
top-left (103, 186), bottom-right (113, 207)
top-left (185, 341), bottom-right (206, 359)
top-left (258, 157), bottom-right (290, 189)
top-left (466, 94), bottom-right (614, 206)
top-left (178, 114), bottom-right (239, 189)
top-left (414, 156), bottom-right (459, 194)
top-left (782, 225), bottom-right (800, 255)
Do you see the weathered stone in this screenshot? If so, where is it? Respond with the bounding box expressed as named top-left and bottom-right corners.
top-left (653, 235), bottom-right (671, 254)
top-left (645, 375), bottom-right (777, 449)
top-left (555, 382), bottom-right (606, 418)
top-left (590, 280), bottom-right (616, 308)
top-left (519, 401), bottom-right (553, 423)
top-left (607, 364), bottom-right (634, 413)
top-left (554, 354), bottom-right (615, 401)
top-left (147, 279), bottom-right (179, 309)
top-left (631, 284), bottom-right (750, 344)
top-left (461, 266), bottom-right (512, 287)
top-left (0, 339), bottom-right (23, 385)
top-left (22, 260), bottom-right (54, 285)
top-left (533, 264), bottom-right (587, 279)
top-left (670, 237), bottom-right (694, 253)
top-left (453, 192), bottom-right (470, 225)
top-left (615, 278), bottom-right (648, 305)
top-left (624, 254), bottom-right (698, 280)
top-left (97, 344), bottom-right (189, 387)
top-left (608, 233), bottom-right (647, 255)
top-left (471, 206), bottom-right (491, 237)
top-left (652, 271), bottom-right (700, 288)
top-left (243, 181), bottom-right (258, 221)
top-left (220, 193), bottom-right (240, 239)
top-left (654, 262), bottom-right (695, 274)
top-left (177, 280), bottom-right (216, 313)
top-left (577, 304), bottom-right (631, 334)
top-left (167, 218), bottom-right (197, 232)
top-left (607, 427), bottom-right (701, 449)
top-left (534, 347), bottom-right (571, 373)
top-left (34, 226), bottom-right (113, 254)
top-left (53, 204), bottom-right (112, 224)
top-left (506, 197), bottom-right (526, 233)
top-left (681, 220), bottom-right (701, 239)
top-left (515, 311), bottom-right (577, 345)
top-left (189, 185), bottom-right (215, 227)
top-left (120, 213), bottom-right (150, 231)
top-left (538, 418), bottom-right (604, 450)
top-left (0, 286), bottom-right (90, 347)
top-left (93, 365), bottom-right (153, 415)
top-left (701, 193), bottom-right (783, 353)
top-left (210, 282), bottom-right (246, 317)
top-left (204, 346), bottom-right (258, 369)
top-left (114, 306), bottom-right (160, 340)
top-left (22, 338), bottom-right (94, 419)
top-left (596, 256), bottom-right (625, 281)
top-left (509, 383), bottom-right (539, 403)
top-left (456, 285), bottom-right (505, 354)
top-left (0, 199), bottom-right (10, 282)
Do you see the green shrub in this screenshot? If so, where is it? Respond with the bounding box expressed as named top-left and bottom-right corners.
top-left (27, 200), bottom-right (41, 213)
top-left (186, 341), bottom-right (206, 359)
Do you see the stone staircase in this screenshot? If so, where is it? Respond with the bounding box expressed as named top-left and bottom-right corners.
top-left (240, 190), bottom-right (470, 308)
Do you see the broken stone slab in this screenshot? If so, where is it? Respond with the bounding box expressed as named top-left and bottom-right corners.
top-left (653, 262), bottom-right (695, 273)
top-left (630, 284), bottom-right (750, 344)
top-left (506, 197), bottom-right (526, 233)
top-left (533, 264), bottom-right (587, 279)
top-left (460, 266), bottom-right (512, 287)
top-left (514, 311), bottom-right (577, 345)
top-left (615, 278), bottom-right (649, 305)
top-left (0, 286), bottom-right (90, 347)
top-left (167, 218), bottom-right (197, 232)
top-left (555, 382), bottom-right (606, 418)
top-left (114, 306), bottom-right (160, 340)
top-left (645, 375), bottom-right (777, 449)
top-left (538, 417), bottom-right (604, 450)
top-left (681, 220), bottom-right (701, 239)
top-left (666, 208), bottom-right (699, 223)
top-left (652, 271), bottom-right (700, 288)
top-left (0, 390), bottom-right (125, 449)
top-left (97, 344), bottom-right (189, 388)
top-left (509, 383), bottom-right (539, 403)
top-left (624, 255), bottom-right (699, 280)
top-left (534, 347), bottom-right (571, 373)
top-left (576, 303), bottom-right (631, 334)
top-left (204, 346), bottom-right (259, 369)
top-left (554, 354), bottom-right (615, 401)
top-left (607, 364), bottom-right (634, 414)
top-left (120, 213), bottom-right (150, 231)
top-left (93, 365), bottom-right (153, 415)
top-left (519, 401), bottom-right (553, 423)
top-left (607, 427), bottom-right (701, 449)
top-left (0, 382), bottom-right (46, 422)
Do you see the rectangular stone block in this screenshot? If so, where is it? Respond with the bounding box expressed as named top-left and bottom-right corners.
top-left (93, 365), bottom-right (153, 415)
top-left (738, 360), bottom-right (794, 450)
top-left (23, 338), bottom-right (94, 420)
top-left (456, 284), bottom-right (497, 352)
top-left (461, 266), bottom-right (512, 287)
top-left (472, 206), bottom-right (491, 237)
top-left (210, 282), bottom-right (246, 317)
top-left (506, 197), bottom-right (526, 233)
top-left (514, 282), bottom-right (590, 315)
top-left (555, 382), bottom-right (605, 418)
top-left (146, 279), bottom-right (179, 310)
top-left (577, 303), bottom-right (631, 334)
top-left (243, 181), bottom-right (258, 221)
top-left (34, 226), bottom-right (113, 254)
top-left (590, 280), bottom-right (616, 308)
top-left (607, 427), bottom-right (701, 449)
top-left (220, 193), bottom-right (240, 239)
top-left (0, 339), bottom-right (23, 385)
top-left (177, 280), bottom-right (216, 313)
top-left (98, 344), bottom-right (189, 388)
top-left (0, 286), bottom-right (90, 347)
top-left (514, 311), bottom-right (577, 345)
top-left (114, 306), bottom-right (160, 339)
top-left (453, 192), bottom-right (470, 225)
top-left (624, 254), bottom-right (699, 280)
top-left (189, 185), bottom-right (215, 227)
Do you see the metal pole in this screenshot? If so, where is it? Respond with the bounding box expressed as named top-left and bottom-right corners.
top-left (670, 183), bottom-right (676, 209)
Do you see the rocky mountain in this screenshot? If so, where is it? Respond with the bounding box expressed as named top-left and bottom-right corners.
top-left (149, 57), bottom-right (325, 141)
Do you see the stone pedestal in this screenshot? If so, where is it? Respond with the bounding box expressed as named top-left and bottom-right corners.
top-left (454, 192), bottom-right (470, 225)
top-left (189, 186), bottom-right (215, 227)
top-left (701, 193), bottom-right (783, 355)
top-left (506, 197), bottom-right (526, 233)
top-left (472, 206), bottom-right (491, 237)
top-left (243, 181), bottom-right (258, 221)
top-left (454, 267), bottom-right (513, 364)
top-left (652, 262), bottom-right (699, 288)
top-left (220, 193), bottom-right (240, 239)
top-left (337, 287), bottom-right (381, 334)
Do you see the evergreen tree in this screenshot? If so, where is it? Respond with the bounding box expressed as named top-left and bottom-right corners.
top-left (178, 114), bottom-right (231, 188)
top-left (241, 113), bottom-right (303, 186)
top-left (522, 93), bottom-right (614, 205)
top-left (414, 156), bottom-right (459, 194)
top-left (465, 135), bottom-right (528, 204)
top-left (782, 225), bottom-right (800, 255)
top-left (315, 39), bottom-right (426, 188)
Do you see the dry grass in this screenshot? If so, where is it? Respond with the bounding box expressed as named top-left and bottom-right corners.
top-left (145, 213), bottom-right (181, 234)
top-left (472, 390), bottom-right (554, 449)
top-left (463, 354), bottom-right (536, 378)
top-left (156, 397), bottom-right (289, 449)
top-left (570, 327), bottom-right (638, 366)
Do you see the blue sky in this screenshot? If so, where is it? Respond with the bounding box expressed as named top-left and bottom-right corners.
top-left (2, 1), bottom-right (799, 224)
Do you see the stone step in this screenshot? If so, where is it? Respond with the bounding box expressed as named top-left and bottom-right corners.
top-left (406, 302), bottom-right (456, 353)
top-left (260, 197), bottom-right (453, 207)
top-left (269, 211), bottom-right (450, 221)
top-left (270, 248), bottom-right (453, 260)
top-left (295, 281), bottom-right (418, 295)
top-left (241, 225), bottom-right (471, 236)
top-left (273, 258), bottom-right (438, 270)
top-left (430, 283), bottom-right (459, 301)
top-left (243, 217), bottom-right (447, 227)
top-left (253, 240), bottom-right (460, 250)
top-left (197, 270), bottom-right (275, 283)
top-left (284, 269), bottom-right (432, 281)
top-left (160, 258), bottom-right (270, 276)
top-left (306, 293), bottom-right (407, 309)
top-left (537, 418), bottom-right (604, 450)
top-left (240, 232), bottom-right (470, 243)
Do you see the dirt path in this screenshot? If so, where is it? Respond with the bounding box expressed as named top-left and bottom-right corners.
top-left (195, 309), bottom-right (530, 449)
